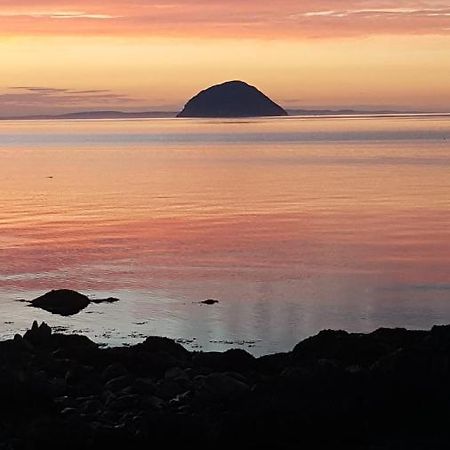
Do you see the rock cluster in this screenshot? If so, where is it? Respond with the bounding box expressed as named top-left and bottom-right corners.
top-left (2, 322), bottom-right (450, 449)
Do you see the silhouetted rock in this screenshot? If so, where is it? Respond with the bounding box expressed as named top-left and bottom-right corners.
top-left (193, 348), bottom-right (256, 372)
top-left (194, 372), bottom-right (249, 403)
top-left (30, 289), bottom-right (90, 316)
top-left (141, 336), bottom-right (190, 360)
top-left (177, 80), bottom-right (288, 118)
top-left (29, 289), bottom-right (120, 316)
top-left (23, 320), bottom-right (52, 346)
top-left (91, 297), bottom-right (120, 304)
top-left (200, 299), bottom-right (219, 305)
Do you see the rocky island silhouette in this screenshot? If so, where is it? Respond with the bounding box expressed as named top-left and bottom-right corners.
top-left (177, 80), bottom-right (288, 118)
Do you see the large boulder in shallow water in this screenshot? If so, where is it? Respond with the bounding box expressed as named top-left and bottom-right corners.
top-left (177, 80), bottom-right (288, 118)
top-left (30, 289), bottom-right (90, 316)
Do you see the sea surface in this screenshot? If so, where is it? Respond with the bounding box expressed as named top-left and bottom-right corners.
top-left (0, 115), bottom-right (449, 355)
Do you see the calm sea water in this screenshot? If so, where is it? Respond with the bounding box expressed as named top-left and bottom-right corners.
top-left (0, 115), bottom-right (449, 355)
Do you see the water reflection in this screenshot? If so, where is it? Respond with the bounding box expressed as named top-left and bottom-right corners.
top-left (0, 116), bottom-right (449, 355)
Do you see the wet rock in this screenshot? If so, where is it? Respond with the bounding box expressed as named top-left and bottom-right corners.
top-left (104, 376), bottom-right (133, 393)
top-left (106, 394), bottom-right (140, 411)
top-left (61, 407), bottom-right (78, 417)
top-left (193, 348), bottom-right (256, 372)
top-left (156, 379), bottom-right (185, 400)
top-left (30, 290), bottom-right (90, 316)
top-left (200, 299), bottom-right (219, 305)
top-left (91, 297), bottom-right (120, 304)
top-left (141, 336), bottom-right (190, 360)
top-left (195, 372), bottom-right (250, 402)
top-left (257, 352), bottom-right (291, 374)
top-left (292, 329), bottom-right (392, 367)
top-left (51, 333), bottom-right (98, 354)
top-left (28, 290), bottom-right (120, 316)
top-left (12, 332), bottom-right (35, 352)
top-left (102, 363), bottom-right (128, 381)
top-left (131, 378), bottom-right (156, 395)
top-left (165, 367), bottom-right (191, 385)
top-left (23, 321), bottom-right (52, 346)
top-left (64, 365), bottom-right (95, 387)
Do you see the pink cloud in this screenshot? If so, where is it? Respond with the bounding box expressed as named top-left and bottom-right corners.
top-left (0, 0), bottom-right (448, 37)
top-left (0, 86), bottom-right (142, 116)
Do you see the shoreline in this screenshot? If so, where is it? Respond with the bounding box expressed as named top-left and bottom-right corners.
top-left (2, 321), bottom-right (450, 448)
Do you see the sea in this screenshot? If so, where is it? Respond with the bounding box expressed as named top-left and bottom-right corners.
top-left (0, 114), bottom-right (449, 356)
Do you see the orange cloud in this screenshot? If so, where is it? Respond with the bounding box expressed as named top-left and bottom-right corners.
top-left (0, 0), bottom-right (449, 38)
top-left (0, 1), bottom-right (448, 114)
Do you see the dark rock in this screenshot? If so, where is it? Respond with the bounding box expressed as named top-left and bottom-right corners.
top-left (51, 333), bottom-right (98, 354)
top-left (106, 394), bottom-right (140, 411)
top-left (102, 363), bottom-right (128, 381)
top-left (257, 352), bottom-right (291, 374)
top-left (64, 365), bottom-right (95, 388)
top-left (195, 372), bottom-right (249, 402)
top-left (28, 290), bottom-right (119, 316)
top-left (91, 297), bottom-right (120, 304)
top-left (177, 80), bottom-right (288, 118)
top-left (141, 336), bottom-right (189, 360)
top-left (156, 379), bottom-right (184, 400)
top-left (104, 376), bottom-right (133, 393)
top-left (61, 407), bottom-right (78, 417)
top-left (131, 378), bottom-right (156, 396)
top-left (164, 367), bottom-right (190, 383)
top-left (30, 290), bottom-right (90, 316)
top-left (292, 329), bottom-right (395, 367)
top-left (193, 348), bottom-right (256, 372)
top-left (23, 321), bottom-right (52, 346)
top-left (12, 332), bottom-right (34, 352)
top-left (200, 299), bottom-right (219, 305)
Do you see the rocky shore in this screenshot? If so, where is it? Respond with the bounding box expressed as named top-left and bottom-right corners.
top-left (2, 322), bottom-right (450, 449)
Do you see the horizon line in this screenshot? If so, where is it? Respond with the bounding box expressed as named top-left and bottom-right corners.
top-left (1, 109), bottom-right (450, 122)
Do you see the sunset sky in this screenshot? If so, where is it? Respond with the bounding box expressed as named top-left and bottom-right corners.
top-left (0, 0), bottom-right (449, 116)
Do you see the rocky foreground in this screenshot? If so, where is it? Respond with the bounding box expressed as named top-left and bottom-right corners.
top-left (2, 323), bottom-right (450, 449)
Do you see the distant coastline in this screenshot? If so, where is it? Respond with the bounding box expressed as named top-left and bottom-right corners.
top-left (1, 109), bottom-right (449, 121)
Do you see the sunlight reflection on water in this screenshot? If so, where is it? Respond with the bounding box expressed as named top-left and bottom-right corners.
top-left (0, 115), bottom-right (449, 355)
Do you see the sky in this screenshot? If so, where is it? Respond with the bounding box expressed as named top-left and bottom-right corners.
top-left (0, 0), bottom-right (449, 116)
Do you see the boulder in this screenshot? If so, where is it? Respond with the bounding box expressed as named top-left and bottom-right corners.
top-left (30, 290), bottom-right (90, 316)
top-left (23, 321), bottom-right (52, 346)
top-left (292, 329), bottom-right (394, 367)
top-left (141, 336), bottom-right (190, 360)
top-left (200, 299), bottom-right (219, 305)
top-left (194, 373), bottom-right (249, 402)
top-left (193, 349), bottom-right (256, 372)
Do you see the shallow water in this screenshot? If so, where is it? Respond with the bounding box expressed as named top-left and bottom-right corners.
top-left (0, 115), bottom-right (449, 355)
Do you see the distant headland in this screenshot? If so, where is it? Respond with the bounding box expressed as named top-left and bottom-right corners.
top-left (177, 80), bottom-right (287, 118)
top-left (1, 81), bottom-right (443, 122)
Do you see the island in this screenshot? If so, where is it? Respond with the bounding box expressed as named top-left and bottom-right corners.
top-left (177, 80), bottom-right (288, 118)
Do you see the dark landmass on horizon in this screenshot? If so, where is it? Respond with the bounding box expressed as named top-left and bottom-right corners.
top-left (3, 319), bottom-right (450, 449)
top-left (1, 109), bottom-right (443, 121)
top-left (0, 110), bottom-right (176, 121)
top-left (177, 80), bottom-right (287, 118)
top-left (4, 79), bottom-right (442, 121)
